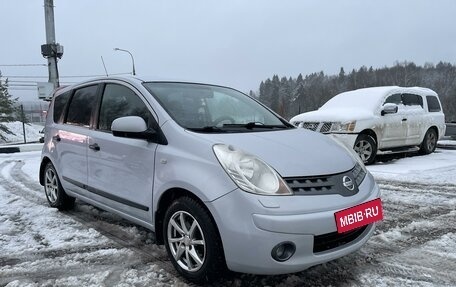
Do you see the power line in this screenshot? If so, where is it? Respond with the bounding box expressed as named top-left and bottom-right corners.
top-left (8, 80), bottom-right (80, 85)
top-left (1, 72), bottom-right (132, 79)
top-left (1, 75), bottom-right (48, 78)
top-left (8, 87), bottom-right (37, 90)
top-left (7, 82), bottom-right (77, 86)
top-left (8, 80), bottom-right (41, 83)
top-left (0, 64), bottom-right (47, 67)
top-left (9, 84), bottom-right (38, 87)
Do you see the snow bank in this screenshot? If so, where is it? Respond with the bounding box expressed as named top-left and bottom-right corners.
top-left (368, 148), bottom-right (456, 185)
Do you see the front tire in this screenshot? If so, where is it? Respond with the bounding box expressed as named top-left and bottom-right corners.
top-left (163, 197), bottom-right (225, 283)
top-left (419, 128), bottom-right (437, 154)
top-left (354, 134), bottom-right (377, 165)
top-left (44, 162), bottom-right (75, 210)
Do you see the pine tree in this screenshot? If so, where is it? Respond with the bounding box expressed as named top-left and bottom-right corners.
top-left (270, 75), bottom-right (281, 114)
top-left (257, 62), bottom-right (456, 122)
top-left (0, 75), bottom-right (18, 141)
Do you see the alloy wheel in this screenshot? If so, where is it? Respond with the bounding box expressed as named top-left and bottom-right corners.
top-left (45, 168), bottom-right (58, 203)
top-left (354, 140), bottom-right (372, 162)
top-left (426, 132), bottom-right (437, 151)
top-left (167, 211), bottom-right (206, 272)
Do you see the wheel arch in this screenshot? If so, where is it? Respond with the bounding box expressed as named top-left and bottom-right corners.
top-left (354, 129), bottom-right (378, 165)
top-left (39, 156), bottom-right (53, 186)
top-left (427, 125), bottom-right (439, 138)
top-left (154, 188), bottom-right (221, 246)
top-left (357, 129), bottom-right (378, 144)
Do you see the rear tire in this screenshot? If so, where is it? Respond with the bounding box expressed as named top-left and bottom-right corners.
top-left (163, 197), bottom-right (226, 283)
top-left (354, 134), bottom-right (377, 165)
top-left (419, 128), bottom-right (437, 155)
top-left (43, 162), bottom-right (75, 210)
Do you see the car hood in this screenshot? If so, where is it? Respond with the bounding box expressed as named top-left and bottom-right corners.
top-left (198, 128), bottom-right (355, 177)
top-left (290, 108), bottom-right (374, 123)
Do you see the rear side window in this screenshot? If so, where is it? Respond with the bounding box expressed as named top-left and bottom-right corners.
top-left (426, 96), bottom-right (441, 112)
top-left (53, 91), bottom-right (71, 123)
top-left (98, 84), bottom-right (154, 131)
top-left (402, 93), bottom-right (423, 107)
top-left (65, 85), bottom-right (98, 127)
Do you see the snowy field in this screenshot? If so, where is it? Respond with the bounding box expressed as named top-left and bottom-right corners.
top-left (0, 147), bottom-right (455, 286)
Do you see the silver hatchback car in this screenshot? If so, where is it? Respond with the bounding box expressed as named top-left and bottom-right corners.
top-left (40, 76), bottom-right (382, 282)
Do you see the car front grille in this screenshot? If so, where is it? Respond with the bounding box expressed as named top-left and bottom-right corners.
top-left (302, 122), bottom-right (319, 131)
top-left (284, 163), bottom-right (365, 196)
top-left (313, 225), bottom-right (368, 253)
top-left (285, 176), bottom-right (334, 194)
top-left (300, 122), bottom-right (333, 133)
top-left (320, 122), bottom-right (333, 133)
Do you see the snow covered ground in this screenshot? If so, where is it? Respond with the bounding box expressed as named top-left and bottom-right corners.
top-left (0, 147), bottom-right (455, 286)
top-left (0, 122), bottom-right (44, 144)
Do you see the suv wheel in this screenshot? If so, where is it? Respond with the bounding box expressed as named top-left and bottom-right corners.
top-left (419, 128), bottom-right (437, 154)
top-left (163, 197), bottom-right (225, 283)
top-left (354, 134), bottom-right (377, 165)
top-left (44, 162), bottom-right (75, 210)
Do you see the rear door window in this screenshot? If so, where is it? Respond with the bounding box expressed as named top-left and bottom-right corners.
top-left (98, 84), bottom-right (155, 131)
top-left (426, 96), bottom-right (441, 112)
top-left (65, 85), bottom-right (98, 127)
top-left (401, 93), bottom-right (423, 107)
top-left (53, 91), bottom-right (71, 123)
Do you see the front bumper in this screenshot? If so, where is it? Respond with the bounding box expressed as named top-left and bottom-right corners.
top-left (206, 173), bottom-right (380, 275)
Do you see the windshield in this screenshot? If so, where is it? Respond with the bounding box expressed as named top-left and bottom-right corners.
top-left (143, 82), bottom-right (291, 132)
top-left (320, 87), bottom-right (393, 112)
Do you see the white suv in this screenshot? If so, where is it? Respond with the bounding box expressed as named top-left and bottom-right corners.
top-left (290, 86), bottom-right (446, 164)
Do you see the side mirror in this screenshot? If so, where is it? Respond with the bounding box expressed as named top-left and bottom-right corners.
top-left (381, 103), bottom-right (398, 116)
top-left (111, 116), bottom-right (156, 141)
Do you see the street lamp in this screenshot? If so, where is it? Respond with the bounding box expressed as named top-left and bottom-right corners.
top-left (113, 47), bottom-right (136, 76)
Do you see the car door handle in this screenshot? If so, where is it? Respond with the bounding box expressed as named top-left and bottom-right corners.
top-left (52, 135), bottom-right (61, 142)
top-left (402, 118), bottom-right (407, 122)
top-left (89, 143), bottom-right (100, 151)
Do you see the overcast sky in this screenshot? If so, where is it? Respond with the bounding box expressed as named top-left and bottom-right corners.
top-left (1, 0), bottom-right (456, 101)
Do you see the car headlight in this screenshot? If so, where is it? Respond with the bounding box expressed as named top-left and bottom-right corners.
top-left (328, 135), bottom-right (367, 174)
top-left (330, 121), bottom-right (356, 132)
top-left (213, 144), bottom-right (292, 195)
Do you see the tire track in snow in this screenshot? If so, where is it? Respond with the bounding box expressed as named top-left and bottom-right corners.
top-left (0, 161), bottom-right (137, 285)
top-left (2, 160), bottom-right (193, 286)
top-left (0, 161), bottom-right (48, 206)
top-left (378, 180), bottom-right (456, 199)
top-left (0, 251), bottom-right (134, 284)
top-left (9, 160), bottom-right (169, 260)
top-left (357, 181), bottom-right (456, 285)
top-left (376, 199), bottom-right (454, 232)
top-left (0, 244), bottom-right (119, 267)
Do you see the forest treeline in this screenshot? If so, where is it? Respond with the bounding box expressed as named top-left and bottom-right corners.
top-left (256, 62), bottom-right (456, 122)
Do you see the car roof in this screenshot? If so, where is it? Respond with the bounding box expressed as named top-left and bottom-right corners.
top-left (52, 75), bottom-right (235, 97)
top-left (321, 86), bottom-right (438, 112)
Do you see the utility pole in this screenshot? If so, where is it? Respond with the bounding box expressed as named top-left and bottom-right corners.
top-left (41, 0), bottom-right (63, 90)
top-left (20, 104), bottom-right (26, 144)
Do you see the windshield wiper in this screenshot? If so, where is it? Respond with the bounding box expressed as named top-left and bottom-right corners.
top-left (187, 126), bottom-right (227, 133)
top-left (222, 122), bottom-right (289, 129)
